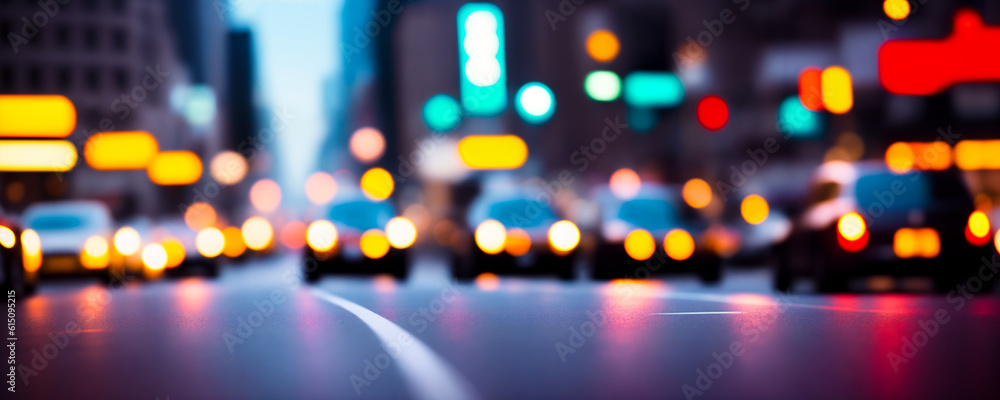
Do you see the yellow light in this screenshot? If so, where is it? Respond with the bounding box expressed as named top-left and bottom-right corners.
top-left (624, 229), bottom-right (656, 261)
top-left (995, 230), bottom-right (1000, 255)
top-left (885, 142), bottom-right (915, 173)
top-left (0, 226), bottom-right (14, 248)
top-left (458, 135), bottom-right (528, 170)
top-left (883, 0), bottom-right (910, 20)
top-left (249, 179), bottom-right (282, 212)
top-left (386, 217), bottom-right (417, 249)
top-left (740, 194), bottom-right (769, 225)
top-left (80, 236), bottom-right (109, 269)
top-left (917, 228), bottom-right (940, 258)
top-left (838, 212), bottom-right (866, 241)
top-left (893, 228), bottom-right (917, 258)
top-left (0, 95), bottom-right (76, 137)
top-left (0, 140), bottom-right (77, 171)
top-left (349, 127), bottom-right (386, 163)
top-left (505, 228), bottom-right (531, 256)
top-left (184, 202), bottom-right (217, 231)
top-left (664, 229), bottom-right (695, 261)
top-left (908, 142), bottom-right (952, 171)
top-left (161, 238), bottom-right (185, 268)
top-left (359, 229), bottom-right (391, 259)
top-left (148, 151), bottom-right (202, 185)
top-left (475, 272), bottom-right (500, 291)
top-left (306, 220), bottom-right (338, 252)
top-left (141, 243), bottom-right (168, 270)
top-left (305, 172), bottom-right (337, 205)
top-left (609, 168), bottom-right (641, 200)
top-left (113, 227), bottom-right (141, 256)
top-left (821, 66), bottom-right (853, 114)
top-left (222, 227), bottom-right (246, 258)
top-left (969, 211), bottom-right (990, 238)
top-left (196, 227), bottom-right (225, 258)
top-left (474, 219), bottom-right (507, 255)
top-left (208, 151), bottom-right (248, 185)
top-left (548, 220), bottom-right (580, 253)
top-left (682, 178), bottom-right (712, 209)
top-left (586, 30), bottom-right (620, 62)
top-left (242, 217), bottom-right (273, 251)
top-left (83, 131), bottom-right (158, 170)
top-left (21, 229), bottom-right (42, 272)
top-left (360, 168), bottom-right (395, 201)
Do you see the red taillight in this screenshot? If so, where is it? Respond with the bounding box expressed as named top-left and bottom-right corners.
top-left (966, 211), bottom-right (991, 246)
top-left (837, 213), bottom-right (868, 252)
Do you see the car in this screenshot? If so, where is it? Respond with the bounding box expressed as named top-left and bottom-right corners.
top-left (0, 207), bottom-right (28, 295)
top-left (302, 191), bottom-right (414, 282)
top-left (590, 183), bottom-right (723, 282)
top-left (152, 218), bottom-right (221, 277)
top-left (774, 161), bottom-right (993, 292)
top-left (21, 200), bottom-right (114, 285)
top-left (449, 189), bottom-right (580, 281)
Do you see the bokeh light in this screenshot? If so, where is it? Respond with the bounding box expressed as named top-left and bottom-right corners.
top-left (385, 217), bottom-right (417, 249)
top-left (0, 226), bottom-right (14, 248)
top-left (609, 168), bottom-right (641, 200)
top-left (184, 202), bottom-right (217, 231)
top-left (584, 71), bottom-right (621, 101)
top-left (349, 127), bottom-right (386, 163)
top-left (209, 151), bottom-right (248, 186)
top-left (505, 228), bottom-right (531, 257)
top-left (475, 219), bottom-right (506, 255)
top-left (305, 172), bottom-right (337, 205)
top-left (360, 229), bottom-right (391, 259)
top-left (113, 227), bottom-right (141, 256)
top-left (548, 220), bottom-right (580, 252)
top-left (883, 0), bottom-right (910, 20)
top-left (422, 94), bottom-right (462, 132)
top-left (147, 151), bottom-right (203, 186)
top-left (21, 229), bottom-right (41, 272)
top-left (838, 212), bottom-right (867, 241)
top-left (306, 220), bottom-right (338, 252)
top-left (515, 82), bottom-right (555, 124)
top-left (360, 168), bottom-right (395, 201)
top-left (222, 227), bottom-right (247, 258)
top-left (249, 179), bottom-right (282, 213)
top-left (80, 236), bottom-right (110, 269)
top-left (624, 229), bottom-right (655, 261)
top-left (696, 95), bottom-right (728, 131)
top-left (242, 217), bottom-right (274, 251)
top-left (280, 221), bottom-right (307, 250)
top-left (161, 238), bottom-right (186, 268)
top-left (196, 227), bottom-right (225, 258)
top-left (586, 30), bottom-right (620, 62)
top-left (820, 66), bottom-right (853, 114)
top-left (664, 229), bottom-right (695, 261)
top-left (740, 194), bottom-right (770, 225)
top-left (778, 95), bottom-right (821, 137)
top-left (885, 142), bottom-right (915, 173)
top-left (682, 178), bottom-right (713, 209)
top-left (142, 243), bottom-right (168, 270)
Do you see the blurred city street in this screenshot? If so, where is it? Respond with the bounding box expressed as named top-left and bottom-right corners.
top-left (15, 254), bottom-right (1000, 400)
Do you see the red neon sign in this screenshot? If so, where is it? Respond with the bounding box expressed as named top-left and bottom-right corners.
top-left (879, 9), bottom-right (1000, 95)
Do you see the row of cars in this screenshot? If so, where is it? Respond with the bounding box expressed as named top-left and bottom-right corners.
top-left (0, 201), bottom-right (230, 296)
top-left (299, 160), bottom-right (999, 292)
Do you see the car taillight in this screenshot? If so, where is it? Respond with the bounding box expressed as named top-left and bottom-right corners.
top-left (837, 212), bottom-right (868, 252)
top-left (966, 211), bottom-right (991, 246)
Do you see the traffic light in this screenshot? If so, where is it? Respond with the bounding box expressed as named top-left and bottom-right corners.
top-left (457, 3), bottom-right (507, 116)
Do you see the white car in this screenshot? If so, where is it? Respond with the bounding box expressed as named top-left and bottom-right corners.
top-left (22, 201), bottom-right (114, 282)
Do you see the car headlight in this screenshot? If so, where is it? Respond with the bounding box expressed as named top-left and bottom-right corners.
top-left (663, 229), bottom-right (694, 261)
top-left (0, 226), bottom-right (15, 249)
top-left (475, 219), bottom-right (506, 255)
top-left (360, 229), bottom-right (390, 259)
top-left (113, 226), bottom-right (140, 256)
top-left (196, 227), bottom-right (225, 258)
top-left (547, 220), bottom-right (580, 253)
top-left (20, 229), bottom-right (42, 272)
top-left (624, 229), bottom-right (655, 261)
top-left (80, 235), bottom-right (110, 269)
top-left (385, 217), bottom-right (417, 249)
top-left (142, 243), bottom-right (168, 270)
top-left (306, 220), bottom-right (338, 252)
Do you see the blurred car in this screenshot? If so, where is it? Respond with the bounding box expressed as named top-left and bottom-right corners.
top-left (0, 207), bottom-right (27, 295)
top-left (774, 161), bottom-right (992, 292)
top-left (153, 218), bottom-right (221, 277)
top-left (449, 190), bottom-right (580, 281)
top-left (22, 200), bottom-right (114, 283)
top-left (302, 191), bottom-right (413, 282)
top-left (591, 183), bottom-right (722, 282)
top-left (108, 217), bottom-right (155, 280)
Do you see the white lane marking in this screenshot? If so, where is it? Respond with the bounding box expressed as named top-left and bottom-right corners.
top-left (312, 289), bottom-right (479, 400)
top-left (650, 311), bottom-right (743, 315)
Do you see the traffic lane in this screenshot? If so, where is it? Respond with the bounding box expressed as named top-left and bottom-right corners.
top-left (323, 277), bottom-right (1000, 400)
top-left (16, 256), bottom-right (413, 400)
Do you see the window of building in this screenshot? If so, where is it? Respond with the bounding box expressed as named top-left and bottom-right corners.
top-left (57, 67), bottom-right (73, 90)
top-left (85, 67), bottom-right (100, 91)
top-left (0, 66), bottom-right (14, 91)
top-left (111, 0), bottom-right (126, 14)
top-left (27, 66), bottom-right (43, 92)
top-left (114, 69), bottom-right (128, 92)
top-left (112, 28), bottom-right (127, 53)
top-left (84, 27), bottom-right (99, 50)
top-left (56, 25), bottom-right (71, 48)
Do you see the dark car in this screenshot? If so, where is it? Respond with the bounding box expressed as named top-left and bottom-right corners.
top-left (449, 190), bottom-right (580, 281)
top-left (774, 161), bottom-right (993, 292)
top-left (591, 184), bottom-right (723, 282)
top-left (302, 191), bottom-right (413, 282)
top-left (0, 208), bottom-right (28, 296)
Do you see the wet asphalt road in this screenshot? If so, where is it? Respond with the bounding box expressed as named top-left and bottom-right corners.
top-left (11, 254), bottom-right (1000, 400)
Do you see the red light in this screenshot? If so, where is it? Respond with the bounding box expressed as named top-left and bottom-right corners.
top-left (838, 229), bottom-right (869, 252)
top-left (798, 68), bottom-right (823, 111)
top-left (879, 9), bottom-right (1000, 95)
top-left (697, 95), bottom-right (728, 131)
